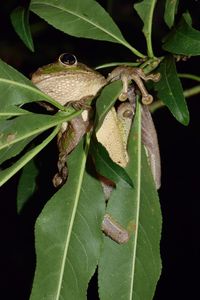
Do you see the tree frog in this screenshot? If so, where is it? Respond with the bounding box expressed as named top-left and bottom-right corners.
top-left (32, 53), bottom-right (107, 108)
top-left (31, 53), bottom-right (160, 189)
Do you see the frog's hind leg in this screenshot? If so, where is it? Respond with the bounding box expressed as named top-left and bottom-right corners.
top-left (52, 154), bottom-right (68, 188)
top-left (52, 115), bottom-right (89, 188)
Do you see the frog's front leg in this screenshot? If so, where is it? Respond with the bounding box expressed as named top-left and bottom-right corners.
top-left (107, 66), bottom-right (160, 105)
top-left (52, 114), bottom-right (89, 187)
top-left (67, 95), bottom-right (94, 110)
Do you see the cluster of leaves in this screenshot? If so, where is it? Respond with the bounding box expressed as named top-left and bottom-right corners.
top-left (0, 0), bottom-right (200, 299)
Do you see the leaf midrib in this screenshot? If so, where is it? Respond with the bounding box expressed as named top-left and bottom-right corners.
top-left (129, 103), bottom-right (142, 299)
top-left (31, 2), bottom-right (125, 43)
top-left (55, 143), bottom-right (87, 300)
top-left (30, 1), bottom-right (144, 56)
top-left (162, 61), bottom-right (181, 114)
top-left (0, 112), bottom-right (80, 150)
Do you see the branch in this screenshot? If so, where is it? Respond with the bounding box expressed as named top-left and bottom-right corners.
top-left (150, 85), bottom-right (200, 113)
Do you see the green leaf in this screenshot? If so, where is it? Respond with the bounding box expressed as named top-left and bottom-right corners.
top-left (134, 0), bottom-right (157, 57)
top-left (0, 106), bottom-right (31, 119)
top-left (0, 111), bottom-right (80, 175)
top-left (0, 126), bottom-right (59, 186)
top-left (98, 102), bottom-right (162, 300)
top-left (0, 135), bottom-right (37, 164)
top-left (154, 56), bottom-right (189, 125)
top-left (0, 58), bottom-right (64, 111)
top-left (30, 139), bottom-right (105, 300)
top-left (164, 0), bottom-right (179, 28)
top-left (17, 159), bottom-right (39, 213)
top-left (30, 0), bottom-right (145, 57)
top-left (0, 111), bottom-right (79, 153)
top-left (95, 80), bottom-right (122, 132)
top-left (10, 6), bottom-right (34, 52)
top-left (163, 15), bottom-right (200, 56)
top-left (90, 139), bottom-right (133, 188)
top-left (181, 12), bottom-right (192, 26)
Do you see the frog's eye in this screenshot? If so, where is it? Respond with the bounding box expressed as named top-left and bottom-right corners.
top-left (59, 53), bottom-right (77, 66)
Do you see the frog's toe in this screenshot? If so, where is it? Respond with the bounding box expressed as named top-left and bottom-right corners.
top-left (52, 167), bottom-right (68, 188)
top-left (142, 94), bottom-right (153, 105)
top-left (151, 73), bottom-right (161, 82)
top-left (119, 92), bottom-right (128, 101)
top-left (52, 173), bottom-right (64, 188)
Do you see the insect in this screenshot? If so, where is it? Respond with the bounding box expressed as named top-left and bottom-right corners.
top-left (101, 214), bottom-right (130, 244)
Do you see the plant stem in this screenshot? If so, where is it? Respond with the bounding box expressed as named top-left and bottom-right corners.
top-left (140, 57), bottom-right (163, 73)
top-left (178, 73), bottom-right (200, 82)
top-left (184, 85), bottom-right (200, 97)
top-left (123, 42), bottom-right (146, 58)
top-left (150, 85), bottom-right (200, 113)
top-left (95, 62), bottom-right (140, 70)
top-left (146, 0), bottom-right (156, 58)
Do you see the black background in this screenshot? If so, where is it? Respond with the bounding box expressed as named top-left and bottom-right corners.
top-left (0, 1), bottom-right (200, 299)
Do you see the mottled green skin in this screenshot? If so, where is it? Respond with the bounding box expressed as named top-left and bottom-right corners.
top-left (31, 61), bottom-right (106, 106)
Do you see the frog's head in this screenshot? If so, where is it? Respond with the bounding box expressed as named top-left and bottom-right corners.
top-left (32, 53), bottom-right (99, 80)
top-left (31, 53), bottom-right (106, 106)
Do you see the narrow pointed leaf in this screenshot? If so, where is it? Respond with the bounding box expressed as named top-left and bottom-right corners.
top-left (164, 0), bottom-right (179, 28)
top-left (30, 0), bottom-right (144, 57)
top-left (0, 135), bottom-right (37, 164)
top-left (95, 81), bottom-right (122, 132)
top-left (10, 6), bottom-right (34, 52)
top-left (90, 139), bottom-right (133, 188)
top-left (134, 0), bottom-right (157, 57)
top-left (0, 111), bottom-right (79, 152)
top-left (0, 111), bottom-right (79, 177)
top-left (98, 102), bottom-right (162, 300)
top-left (17, 159), bottom-right (39, 213)
top-left (30, 140), bottom-right (105, 300)
top-left (0, 126), bottom-right (59, 186)
top-left (154, 56), bottom-right (189, 125)
top-left (0, 58), bottom-right (64, 110)
top-left (0, 106), bottom-right (31, 119)
top-left (163, 15), bottom-right (200, 56)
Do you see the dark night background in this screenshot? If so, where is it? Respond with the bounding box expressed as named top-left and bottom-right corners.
top-left (0, 1), bottom-right (200, 299)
